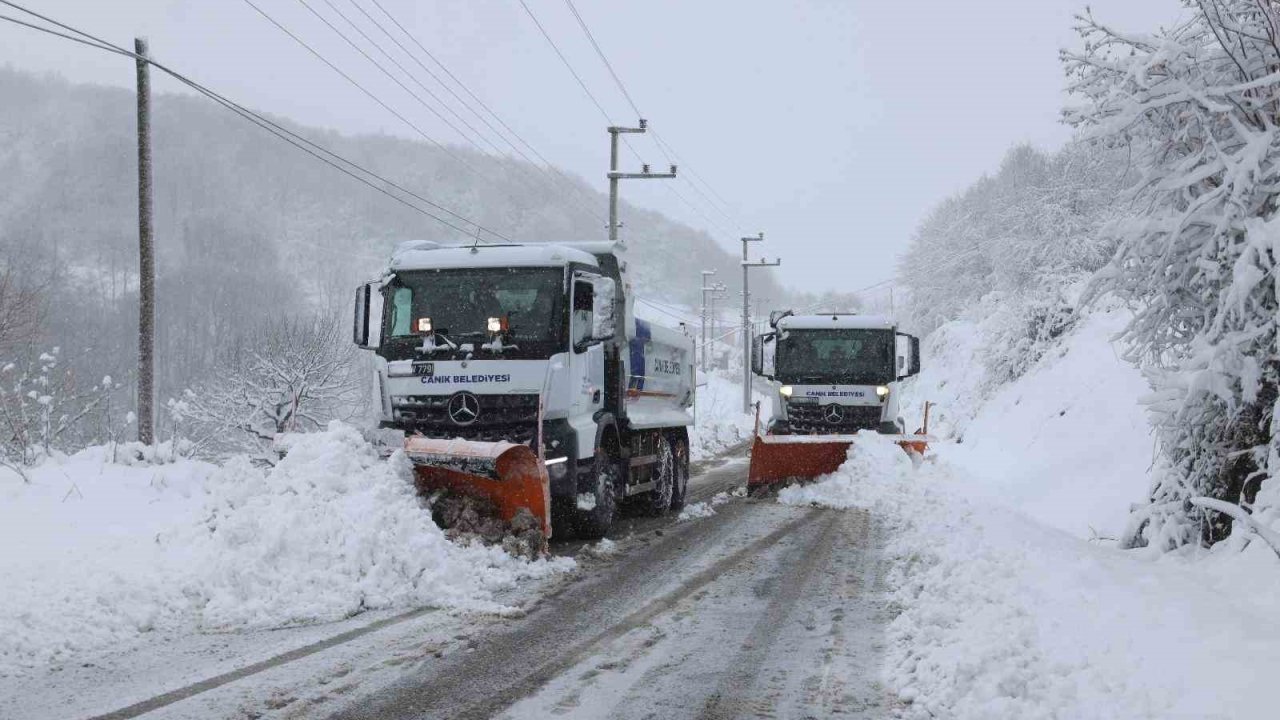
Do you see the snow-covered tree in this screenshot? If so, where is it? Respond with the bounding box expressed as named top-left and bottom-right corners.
top-left (898, 142), bottom-right (1123, 336)
top-left (175, 314), bottom-right (362, 460)
top-left (0, 265), bottom-right (42, 354)
top-left (1064, 2), bottom-right (1280, 547)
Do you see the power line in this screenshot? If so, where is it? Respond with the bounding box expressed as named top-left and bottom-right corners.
top-left (0, 1), bottom-right (510, 242)
top-left (556, 0), bottom-right (752, 236)
top-left (301, 0), bottom-right (600, 226)
top-left (309, 0), bottom-right (494, 151)
top-left (539, 0), bottom-right (749, 241)
top-left (561, 0), bottom-right (641, 119)
top-left (515, 0), bottom-right (619, 131)
top-left (364, 0), bottom-right (608, 224)
top-left (343, 0), bottom-right (606, 225)
top-left (240, 0), bottom-right (506, 196)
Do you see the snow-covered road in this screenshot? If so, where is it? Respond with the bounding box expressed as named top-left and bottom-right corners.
top-left (6, 446), bottom-right (897, 720)
top-left (328, 467), bottom-right (889, 720)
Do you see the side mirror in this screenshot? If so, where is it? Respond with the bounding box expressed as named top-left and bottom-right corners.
top-left (768, 309), bottom-right (792, 329)
top-left (751, 335), bottom-right (764, 376)
top-left (590, 276), bottom-right (616, 342)
top-left (353, 281), bottom-right (382, 349)
top-left (909, 335), bottom-right (921, 376)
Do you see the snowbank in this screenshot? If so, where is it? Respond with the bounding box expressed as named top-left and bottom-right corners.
top-left (900, 303), bottom-right (1153, 540)
top-left (782, 437), bottom-right (1280, 719)
top-left (690, 372), bottom-right (764, 461)
top-left (0, 422), bottom-right (572, 676)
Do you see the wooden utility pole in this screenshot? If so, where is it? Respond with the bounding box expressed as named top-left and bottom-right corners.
top-left (135, 37), bottom-right (155, 444)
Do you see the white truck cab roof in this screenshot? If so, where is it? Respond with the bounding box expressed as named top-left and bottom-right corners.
top-left (777, 313), bottom-right (896, 331)
top-left (389, 242), bottom-right (602, 272)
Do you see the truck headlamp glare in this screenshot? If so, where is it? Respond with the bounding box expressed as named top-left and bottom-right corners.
top-left (416, 317), bottom-right (432, 333)
top-left (876, 385), bottom-right (890, 398)
top-left (779, 385), bottom-right (793, 398)
top-left (487, 317), bottom-right (503, 334)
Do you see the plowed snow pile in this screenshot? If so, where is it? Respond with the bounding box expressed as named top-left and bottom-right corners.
top-left (0, 422), bottom-right (572, 676)
top-left (782, 437), bottom-right (1280, 719)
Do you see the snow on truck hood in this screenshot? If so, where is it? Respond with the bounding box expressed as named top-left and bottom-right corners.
top-left (390, 243), bottom-right (601, 272)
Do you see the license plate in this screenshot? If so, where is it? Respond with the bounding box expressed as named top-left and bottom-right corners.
top-left (412, 362), bottom-right (435, 377)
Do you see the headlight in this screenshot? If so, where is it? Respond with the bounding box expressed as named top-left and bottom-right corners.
top-left (416, 317), bottom-right (432, 333)
top-left (779, 385), bottom-right (793, 398)
top-left (487, 317), bottom-right (503, 334)
top-left (876, 385), bottom-right (890, 398)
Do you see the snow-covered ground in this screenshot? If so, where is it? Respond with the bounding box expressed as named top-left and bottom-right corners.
top-left (689, 371), bottom-right (766, 461)
top-left (900, 302), bottom-right (1153, 540)
top-left (778, 306), bottom-right (1280, 718)
top-left (0, 422), bottom-right (572, 678)
top-left (0, 365), bottom-right (757, 681)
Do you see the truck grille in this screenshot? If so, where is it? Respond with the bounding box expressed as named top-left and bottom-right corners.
top-left (787, 402), bottom-right (882, 434)
top-left (391, 393), bottom-right (539, 445)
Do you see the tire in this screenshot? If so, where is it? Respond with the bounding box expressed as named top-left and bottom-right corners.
top-left (669, 436), bottom-right (690, 512)
top-left (572, 446), bottom-right (619, 539)
top-left (641, 436), bottom-right (676, 516)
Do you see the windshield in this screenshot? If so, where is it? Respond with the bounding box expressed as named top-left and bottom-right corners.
top-left (379, 267), bottom-right (566, 360)
top-left (775, 328), bottom-right (895, 384)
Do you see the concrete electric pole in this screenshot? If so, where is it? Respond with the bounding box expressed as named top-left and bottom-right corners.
top-left (708, 282), bottom-right (727, 366)
top-left (700, 270), bottom-right (717, 372)
top-left (135, 37), bottom-right (155, 445)
top-left (607, 120), bottom-right (675, 243)
top-left (742, 233), bottom-right (780, 414)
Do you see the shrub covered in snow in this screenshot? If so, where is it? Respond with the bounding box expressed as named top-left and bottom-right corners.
top-left (1065, 4), bottom-right (1280, 548)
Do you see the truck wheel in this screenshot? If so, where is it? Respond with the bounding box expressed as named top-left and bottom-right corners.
top-left (573, 448), bottom-right (619, 539)
top-left (669, 437), bottom-right (690, 512)
top-left (641, 436), bottom-right (675, 516)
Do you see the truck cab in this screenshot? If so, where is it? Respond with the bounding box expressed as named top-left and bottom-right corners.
top-left (353, 240), bottom-right (694, 538)
top-left (751, 312), bottom-right (920, 435)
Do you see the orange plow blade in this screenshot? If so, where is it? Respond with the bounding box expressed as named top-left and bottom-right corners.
top-left (747, 433), bottom-right (932, 491)
top-left (747, 434), bottom-right (854, 490)
top-left (404, 436), bottom-right (552, 540)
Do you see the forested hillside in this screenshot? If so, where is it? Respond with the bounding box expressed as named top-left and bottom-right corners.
top-left (0, 67), bottom-right (781, 451)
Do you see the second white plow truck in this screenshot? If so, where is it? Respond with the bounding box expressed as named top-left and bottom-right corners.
top-left (353, 240), bottom-right (694, 542)
top-left (748, 311), bottom-right (928, 489)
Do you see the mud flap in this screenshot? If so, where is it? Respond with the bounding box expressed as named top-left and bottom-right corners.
top-left (404, 437), bottom-right (553, 541)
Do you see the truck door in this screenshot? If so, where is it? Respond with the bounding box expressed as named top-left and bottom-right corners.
top-left (571, 276), bottom-right (607, 419)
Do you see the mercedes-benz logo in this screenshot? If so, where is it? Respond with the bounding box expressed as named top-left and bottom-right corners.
top-left (823, 404), bottom-right (845, 424)
top-left (447, 392), bottom-right (480, 425)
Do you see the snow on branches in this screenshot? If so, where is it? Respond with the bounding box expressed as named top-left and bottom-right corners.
top-left (1064, 1), bottom-right (1280, 548)
top-left (173, 313), bottom-right (362, 461)
top-left (898, 142), bottom-right (1123, 337)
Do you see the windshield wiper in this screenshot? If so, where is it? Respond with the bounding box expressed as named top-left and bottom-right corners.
top-left (416, 331), bottom-right (458, 354)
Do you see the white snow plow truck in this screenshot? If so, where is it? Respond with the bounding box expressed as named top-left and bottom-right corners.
top-left (353, 240), bottom-right (694, 542)
top-left (747, 311), bottom-right (928, 490)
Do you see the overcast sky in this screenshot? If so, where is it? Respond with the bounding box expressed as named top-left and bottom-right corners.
top-left (1, 0), bottom-right (1182, 296)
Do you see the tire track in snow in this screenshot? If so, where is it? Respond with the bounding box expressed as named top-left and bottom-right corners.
top-left (695, 511), bottom-right (841, 719)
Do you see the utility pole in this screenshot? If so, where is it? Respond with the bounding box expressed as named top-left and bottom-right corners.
top-left (742, 233), bottom-right (780, 414)
top-left (607, 119), bottom-right (676, 243)
top-left (135, 37), bottom-right (155, 445)
top-left (699, 270), bottom-right (717, 372)
top-left (708, 282), bottom-right (727, 367)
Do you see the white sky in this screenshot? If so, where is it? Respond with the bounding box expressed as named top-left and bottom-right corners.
top-left (1, 0), bottom-right (1182, 295)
